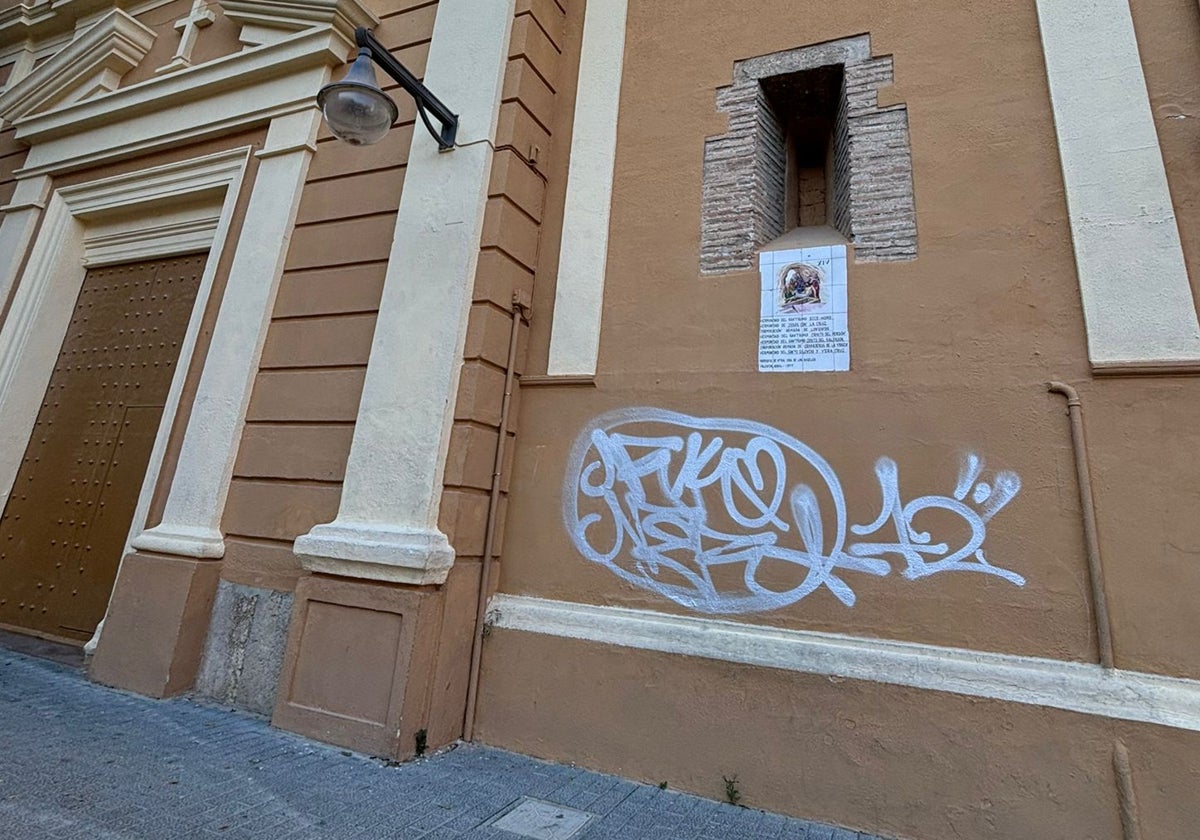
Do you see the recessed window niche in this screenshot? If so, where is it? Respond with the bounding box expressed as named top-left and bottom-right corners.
top-left (700, 35), bottom-right (917, 274)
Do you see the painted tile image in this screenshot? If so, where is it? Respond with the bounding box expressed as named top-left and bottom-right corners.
top-left (759, 246), bottom-right (849, 372)
top-left (563, 408), bottom-right (1025, 616)
top-left (779, 262), bottom-right (829, 313)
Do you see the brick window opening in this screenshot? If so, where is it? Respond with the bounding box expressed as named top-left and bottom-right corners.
top-left (762, 63), bottom-right (846, 234)
top-left (700, 35), bottom-right (917, 274)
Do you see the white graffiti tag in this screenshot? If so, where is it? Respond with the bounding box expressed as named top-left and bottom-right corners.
top-left (563, 408), bottom-right (1025, 615)
top-left (848, 454), bottom-right (1024, 585)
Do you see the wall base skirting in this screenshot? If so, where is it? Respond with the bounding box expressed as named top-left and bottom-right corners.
top-left (487, 595), bottom-right (1200, 732)
top-left (294, 523), bottom-right (455, 585)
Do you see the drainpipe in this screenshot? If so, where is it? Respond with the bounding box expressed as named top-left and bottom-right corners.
top-left (1048, 382), bottom-right (1115, 669)
top-left (463, 292), bottom-right (528, 741)
top-left (1113, 740), bottom-right (1143, 840)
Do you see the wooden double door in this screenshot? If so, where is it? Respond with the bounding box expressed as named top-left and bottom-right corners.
top-left (0, 253), bottom-right (204, 643)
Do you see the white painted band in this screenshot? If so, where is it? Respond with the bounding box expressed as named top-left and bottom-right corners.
top-left (488, 594), bottom-right (1200, 732)
top-left (1035, 0), bottom-right (1200, 366)
top-left (545, 0), bottom-right (630, 377)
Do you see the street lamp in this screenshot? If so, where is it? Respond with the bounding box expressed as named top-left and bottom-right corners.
top-left (318, 27), bottom-right (458, 150)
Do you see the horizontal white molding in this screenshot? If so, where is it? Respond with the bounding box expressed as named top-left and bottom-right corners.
top-left (83, 211), bottom-right (221, 267)
top-left (488, 595), bottom-right (1200, 732)
top-left (58, 148), bottom-right (250, 213)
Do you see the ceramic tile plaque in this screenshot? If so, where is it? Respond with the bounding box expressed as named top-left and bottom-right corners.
top-left (758, 245), bottom-right (849, 373)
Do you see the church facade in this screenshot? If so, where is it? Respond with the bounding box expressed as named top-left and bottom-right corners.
top-left (1, 1), bottom-right (1199, 838)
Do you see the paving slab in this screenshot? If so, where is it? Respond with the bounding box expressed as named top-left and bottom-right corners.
top-left (0, 644), bottom-right (893, 839)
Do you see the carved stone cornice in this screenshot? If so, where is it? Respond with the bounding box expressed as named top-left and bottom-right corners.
top-left (0, 0), bottom-right (143, 46)
top-left (0, 8), bottom-right (155, 122)
top-left (0, 2), bottom-right (55, 40)
top-left (217, 0), bottom-right (377, 48)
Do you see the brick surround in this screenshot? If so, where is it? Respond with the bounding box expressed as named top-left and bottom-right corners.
top-left (700, 35), bottom-right (918, 274)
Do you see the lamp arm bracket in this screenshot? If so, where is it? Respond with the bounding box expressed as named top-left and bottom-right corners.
top-left (355, 27), bottom-right (458, 150)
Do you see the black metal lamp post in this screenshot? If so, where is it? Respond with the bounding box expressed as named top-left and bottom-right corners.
top-left (317, 27), bottom-right (458, 150)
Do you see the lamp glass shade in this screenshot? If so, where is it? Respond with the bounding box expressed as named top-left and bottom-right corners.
top-left (317, 53), bottom-right (399, 146)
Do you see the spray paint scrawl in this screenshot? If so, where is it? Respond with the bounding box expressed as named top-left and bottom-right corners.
top-left (563, 408), bottom-right (1024, 615)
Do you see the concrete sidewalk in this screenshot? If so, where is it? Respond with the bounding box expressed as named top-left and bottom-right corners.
top-left (0, 642), bottom-right (889, 839)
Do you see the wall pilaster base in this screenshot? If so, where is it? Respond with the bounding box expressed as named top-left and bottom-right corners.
top-left (89, 551), bottom-right (222, 697)
top-left (272, 574), bottom-right (446, 758)
top-left (294, 522), bottom-right (455, 585)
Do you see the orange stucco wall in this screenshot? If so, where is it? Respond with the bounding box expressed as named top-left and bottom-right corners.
top-left (3, 0), bottom-right (1197, 834)
top-left (475, 0), bottom-right (1200, 837)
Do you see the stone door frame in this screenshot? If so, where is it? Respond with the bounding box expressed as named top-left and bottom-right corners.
top-left (0, 148), bottom-right (250, 642)
top-left (0, 16), bottom-right (367, 652)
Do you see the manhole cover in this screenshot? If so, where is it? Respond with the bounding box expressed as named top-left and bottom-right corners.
top-left (489, 797), bottom-right (596, 840)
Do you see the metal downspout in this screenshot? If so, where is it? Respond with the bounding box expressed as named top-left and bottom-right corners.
top-left (1048, 381), bottom-right (1115, 669)
top-left (463, 294), bottom-right (527, 741)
